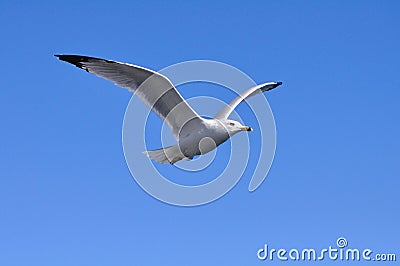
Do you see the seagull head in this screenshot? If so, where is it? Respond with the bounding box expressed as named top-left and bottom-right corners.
top-left (223, 119), bottom-right (253, 135)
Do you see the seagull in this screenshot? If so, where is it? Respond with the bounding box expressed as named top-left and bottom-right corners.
top-left (55, 55), bottom-right (282, 164)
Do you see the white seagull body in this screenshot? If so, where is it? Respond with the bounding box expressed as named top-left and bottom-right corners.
top-left (56, 55), bottom-right (282, 164)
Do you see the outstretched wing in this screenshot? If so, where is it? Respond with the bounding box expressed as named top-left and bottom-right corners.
top-left (55, 55), bottom-right (201, 138)
top-left (214, 82), bottom-right (282, 120)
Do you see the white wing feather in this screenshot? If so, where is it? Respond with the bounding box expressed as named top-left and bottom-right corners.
top-left (214, 82), bottom-right (282, 120)
top-left (56, 55), bottom-right (201, 138)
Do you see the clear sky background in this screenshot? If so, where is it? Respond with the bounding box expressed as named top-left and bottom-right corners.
top-left (1, 1), bottom-right (399, 265)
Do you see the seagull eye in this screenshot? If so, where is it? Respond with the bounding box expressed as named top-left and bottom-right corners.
top-left (229, 122), bottom-right (235, 126)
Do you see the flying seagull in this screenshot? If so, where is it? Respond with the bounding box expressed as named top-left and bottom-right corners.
top-left (55, 55), bottom-right (282, 164)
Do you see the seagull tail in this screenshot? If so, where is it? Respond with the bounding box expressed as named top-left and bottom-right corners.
top-left (143, 145), bottom-right (188, 164)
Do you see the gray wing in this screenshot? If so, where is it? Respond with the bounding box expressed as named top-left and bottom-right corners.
top-left (55, 55), bottom-right (201, 138)
top-left (214, 82), bottom-right (282, 120)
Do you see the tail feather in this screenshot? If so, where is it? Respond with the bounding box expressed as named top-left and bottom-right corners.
top-left (143, 145), bottom-right (188, 164)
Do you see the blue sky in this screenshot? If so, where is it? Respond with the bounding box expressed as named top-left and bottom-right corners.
top-left (1, 1), bottom-right (399, 265)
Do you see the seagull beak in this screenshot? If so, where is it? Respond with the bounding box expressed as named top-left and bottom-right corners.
top-left (241, 126), bottom-right (253, 131)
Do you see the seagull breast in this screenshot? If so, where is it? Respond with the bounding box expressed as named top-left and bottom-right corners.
top-left (177, 118), bottom-right (230, 157)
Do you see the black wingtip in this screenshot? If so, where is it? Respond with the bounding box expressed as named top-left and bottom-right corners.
top-left (54, 55), bottom-right (88, 68)
top-left (54, 54), bottom-right (91, 71)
